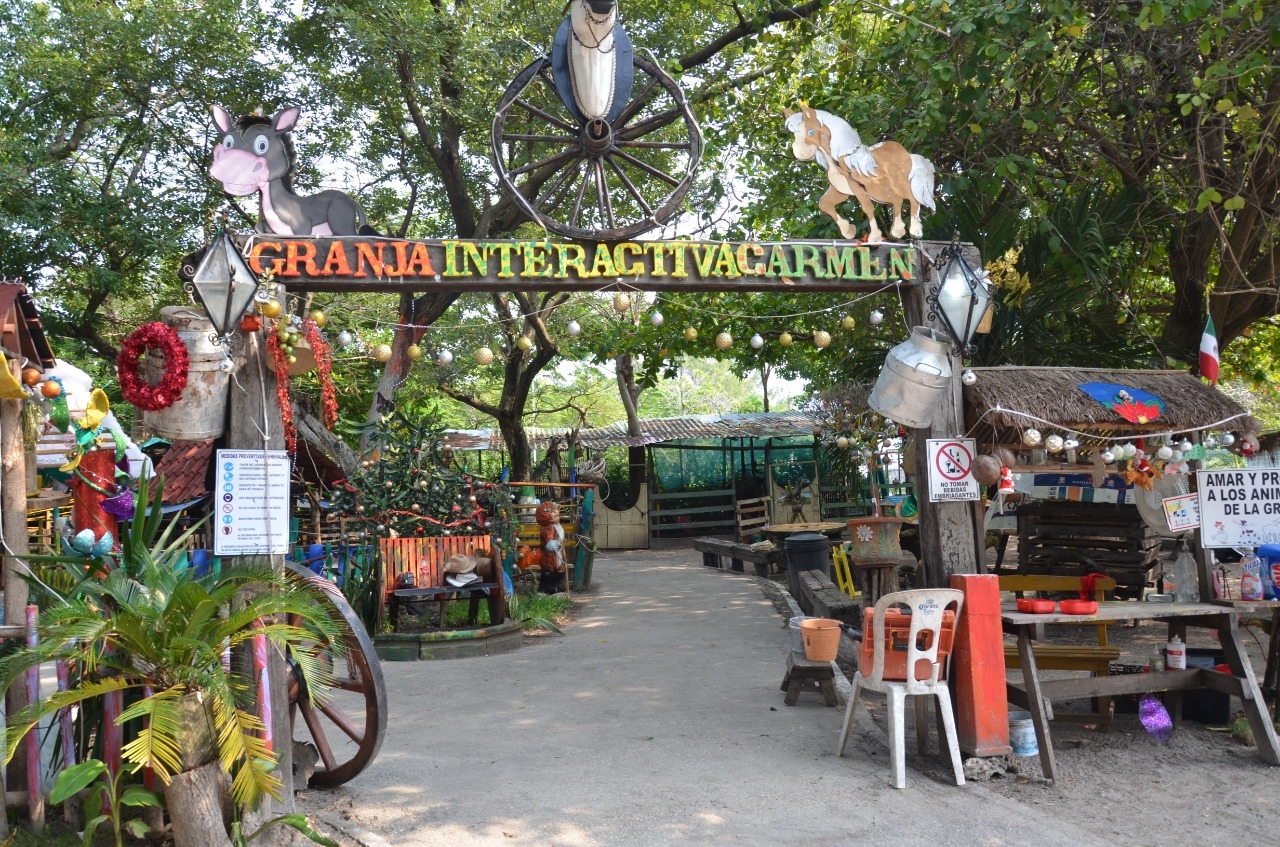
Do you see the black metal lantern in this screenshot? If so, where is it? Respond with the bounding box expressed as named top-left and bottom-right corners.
top-left (926, 234), bottom-right (992, 355)
top-left (187, 230), bottom-right (260, 341)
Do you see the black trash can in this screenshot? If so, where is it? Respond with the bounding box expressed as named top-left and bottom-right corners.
top-left (785, 531), bottom-right (833, 599)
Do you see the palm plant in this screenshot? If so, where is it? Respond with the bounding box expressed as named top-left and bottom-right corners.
top-left (0, 473), bottom-right (344, 840)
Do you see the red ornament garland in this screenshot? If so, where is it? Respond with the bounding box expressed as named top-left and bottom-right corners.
top-left (267, 319), bottom-right (339, 456)
top-left (117, 322), bottom-right (190, 412)
top-left (266, 330), bottom-right (297, 455)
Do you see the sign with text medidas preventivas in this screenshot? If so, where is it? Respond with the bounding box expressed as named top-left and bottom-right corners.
top-left (214, 450), bottom-right (292, 556)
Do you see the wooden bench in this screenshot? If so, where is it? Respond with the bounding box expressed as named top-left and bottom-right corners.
top-left (379, 536), bottom-right (504, 631)
top-left (1000, 574), bottom-right (1120, 723)
top-left (797, 569), bottom-right (860, 626)
top-left (692, 537), bottom-right (779, 578)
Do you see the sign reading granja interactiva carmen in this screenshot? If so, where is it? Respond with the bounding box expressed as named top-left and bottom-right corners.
top-left (230, 236), bottom-right (921, 293)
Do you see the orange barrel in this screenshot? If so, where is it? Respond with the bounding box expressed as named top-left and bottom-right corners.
top-left (949, 573), bottom-right (1011, 757)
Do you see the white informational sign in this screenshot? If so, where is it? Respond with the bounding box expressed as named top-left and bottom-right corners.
top-left (926, 438), bottom-right (980, 502)
top-left (1196, 467), bottom-right (1280, 548)
top-left (214, 450), bottom-right (292, 556)
top-left (1161, 493), bottom-right (1200, 532)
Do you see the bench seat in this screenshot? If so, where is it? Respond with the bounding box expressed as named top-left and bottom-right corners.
top-left (692, 537), bottom-right (779, 577)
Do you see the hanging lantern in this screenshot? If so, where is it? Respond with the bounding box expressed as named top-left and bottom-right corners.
top-left (926, 233), bottom-right (993, 354)
top-left (714, 332), bottom-right (733, 350)
top-left (1045, 434), bottom-right (1065, 454)
top-left (650, 311), bottom-right (665, 327)
top-left (475, 347), bottom-right (495, 365)
top-left (1022, 428), bottom-right (1042, 447)
top-left (612, 292), bottom-right (631, 312)
top-left (437, 349), bottom-right (454, 365)
top-left (566, 320), bottom-right (582, 336)
top-left (749, 334), bottom-right (765, 349)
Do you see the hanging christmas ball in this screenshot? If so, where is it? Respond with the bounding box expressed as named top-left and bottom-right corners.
top-left (308, 309), bottom-right (327, 328)
top-left (1157, 445), bottom-right (1173, 460)
top-left (650, 311), bottom-right (665, 327)
top-left (870, 309), bottom-right (885, 326)
top-left (1177, 439), bottom-right (1193, 453)
top-left (516, 336), bottom-right (533, 352)
top-left (475, 347), bottom-right (495, 365)
top-left (41, 380), bottom-right (62, 399)
top-left (437, 349), bottom-right (454, 365)
top-left (217, 357), bottom-right (236, 374)
top-left (1045, 434), bottom-right (1065, 454)
top-left (1171, 450), bottom-right (1184, 462)
top-left (335, 330), bottom-right (354, 348)
top-left (714, 332), bottom-right (733, 350)
top-left (384, 481), bottom-right (394, 489)
top-left (368, 343), bottom-right (391, 363)
top-left (1100, 450), bottom-right (1115, 464)
top-left (1064, 437), bottom-right (1079, 451)
top-left (1022, 428), bottom-right (1042, 447)
top-left (1204, 434), bottom-right (1219, 448)
top-left (21, 368), bottom-right (40, 386)
top-left (813, 330), bottom-right (832, 348)
top-left (1220, 432), bottom-right (1235, 447)
top-left (259, 299), bottom-right (282, 318)
top-left (683, 326), bottom-right (698, 342)
top-left (961, 369), bottom-right (978, 386)
top-left (376, 524), bottom-right (386, 533)
top-left (1122, 442), bottom-right (1138, 458)
top-left (411, 503), bottom-right (422, 512)
top-left (566, 320), bottom-right (581, 336)
top-left (612, 292), bottom-right (632, 312)
top-left (836, 436), bottom-right (850, 449)
top-left (840, 315), bottom-right (855, 330)
top-left (749, 333), bottom-right (765, 350)
top-left (406, 344), bottom-right (423, 361)
top-left (778, 331), bottom-right (793, 347)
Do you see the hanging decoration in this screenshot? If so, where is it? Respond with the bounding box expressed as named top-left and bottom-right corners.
top-left (371, 343), bottom-right (393, 363)
top-left (1078, 382), bottom-right (1166, 424)
top-left (267, 331), bottom-right (298, 455)
top-left (475, 347), bottom-right (495, 365)
top-left (870, 309), bottom-right (884, 326)
top-left (813, 330), bottom-right (832, 348)
top-left (714, 332), bottom-right (733, 350)
top-left (304, 320), bottom-right (340, 431)
top-left (117, 322), bottom-right (191, 412)
top-left (436, 349), bottom-right (454, 365)
top-left (650, 311), bottom-right (664, 327)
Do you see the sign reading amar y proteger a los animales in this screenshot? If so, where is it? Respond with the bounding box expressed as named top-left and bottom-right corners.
top-left (1197, 468), bottom-right (1280, 548)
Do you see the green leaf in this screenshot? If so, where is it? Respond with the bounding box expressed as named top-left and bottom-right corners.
top-left (244, 814), bottom-right (339, 846)
top-left (1022, 119), bottom-right (1038, 132)
top-left (124, 818), bottom-right (152, 837)
top-left (1195, 188), bottom-right (1223, 212)
top-left (1224, 195), bottom-right (1246, 211)
top-left (50, 759), bottom-right (107, 804)
top-left (120, 785), bottom-right (164, 808)
top-left (82, 814), bottom-right (109, 847)
top-left (1215, 98), bottom-right (1234, 113)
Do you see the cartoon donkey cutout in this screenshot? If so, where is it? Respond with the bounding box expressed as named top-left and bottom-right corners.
top-left (209, 105), bottom-right (372, 237)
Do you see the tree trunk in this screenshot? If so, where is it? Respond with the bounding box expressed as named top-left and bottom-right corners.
top-left (760, 365), bottom-right (771, 413)
top-left (2, 363), bottom-right (28, 814)
top-left (363, 292), bottom-right (458, 449)
top-left (502, 413), bottom-right (532, 481)
top-left (164, 761), bottom-right (233, 847)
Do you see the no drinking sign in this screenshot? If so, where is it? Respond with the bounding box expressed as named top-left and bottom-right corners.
top-left (926, 438), bottom-right (981, 502)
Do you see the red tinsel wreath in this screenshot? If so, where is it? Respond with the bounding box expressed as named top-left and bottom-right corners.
top-left (117, 322), bottom-right (190, 412)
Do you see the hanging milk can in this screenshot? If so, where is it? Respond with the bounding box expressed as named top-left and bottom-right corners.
top-left (867, 326), bottom-right (953, 429)
top-left (144, 306), bottom-right (230, 440)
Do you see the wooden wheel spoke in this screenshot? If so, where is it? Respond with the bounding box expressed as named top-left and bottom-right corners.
top-left (299, 700), bottom-right (338, 772)
top-left (507, 148), bottom-right (579, 179)
top-left (571, 168), bottom-right (591, 229)
top-left (535, 159), bottom-right (582, 210)
top-left (615, 140), bottom-right (691, 150)
top-left (331, 676), bottom-right (366, 693)
top-left (611, 75), bottom-right (662, 130)
top-left (501, 133), bottom-right (578, 145)
top-left (617, 107), bottom-right (683, 142)
top-left (513, 98), bottom-right (578, 134)
top-left (604, 155), bottom-right (653, 216)
top-left (611, 148), bottom-right (682, 187)
top-left (594, 160), bottom-right (615, 229)
top-left (317, 701), bottom-right (365, 744)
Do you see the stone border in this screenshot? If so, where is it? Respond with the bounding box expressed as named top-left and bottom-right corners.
top-left (373, 617), bottom-right (524, 661)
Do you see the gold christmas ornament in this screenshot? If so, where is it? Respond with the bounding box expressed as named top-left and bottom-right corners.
top-left (308, 309), bottom-right (327, 328)
top-left (714, 332), bottom-right (733, 350)
top-left (778, 331), bottom-right (793, 347)
top-left (475, 346), bottom-right (495, 365)
top-left (406, 344), bottom-right (423, 361)
top-left (516, 336), bottom-right (533, 351)
top-left (259, 299), bottom-right (282, 318)
top-left (683, 326), bottom-right (698, 342)
top-left (840, 315), bottom-right (855, 330)
top-left (612, 292), bottom-right (632, 312)
top-left (813, 330), bottom-right (832, 348)
top-left (371, 343), bottom-right (393, 363)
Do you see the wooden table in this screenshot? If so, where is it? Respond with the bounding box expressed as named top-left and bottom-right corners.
top-left (1214, 599), bottom-right (1280, 717)
top-left (1002, 601), bottom-right (1280, 782)
top-left (763, 522), bottom-right (845, 541)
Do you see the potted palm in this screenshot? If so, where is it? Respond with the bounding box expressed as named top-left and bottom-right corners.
top-left (0, 474), bottom-right (343, 845)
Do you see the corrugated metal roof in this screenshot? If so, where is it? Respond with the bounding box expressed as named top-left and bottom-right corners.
top-left (444, 412), bottom-right (817, 451)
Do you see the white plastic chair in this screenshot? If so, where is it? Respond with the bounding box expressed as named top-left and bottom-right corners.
top-left (836, 588), bottom-right (965, 789)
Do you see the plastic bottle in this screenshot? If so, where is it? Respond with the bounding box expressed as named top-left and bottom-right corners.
top-left (1173, 544), bottom-right (1200, 603)
top-left (1240, 549), bottom-right (1264, 601)
top-left (1165, 635), bottom-right (1187, 670)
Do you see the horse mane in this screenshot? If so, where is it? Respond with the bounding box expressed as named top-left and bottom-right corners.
top-left (233, 113), bottom-right (296, 192)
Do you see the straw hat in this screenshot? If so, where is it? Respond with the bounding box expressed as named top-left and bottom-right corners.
top-left (444, 553), bottom-right (478, 574)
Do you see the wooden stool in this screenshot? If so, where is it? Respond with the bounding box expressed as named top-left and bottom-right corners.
top-left (853, 561), bottom-right (900, 607)
top-left (780, 652), bottom-right (838, 706)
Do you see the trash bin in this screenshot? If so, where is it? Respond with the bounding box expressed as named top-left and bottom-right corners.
top-left (785, 531), bottom-right (832, 599)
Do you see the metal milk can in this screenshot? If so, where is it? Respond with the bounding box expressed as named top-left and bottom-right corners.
top-left (867, 326), bottom-right (953, 428)
top-left (144, 306), bottom-right (231, 440)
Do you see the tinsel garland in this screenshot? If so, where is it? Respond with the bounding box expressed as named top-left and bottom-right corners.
top-left (302, 319), bottom-right (339, 430)
top-left (117, 322), bottom-right (190, 412)
top-left (266, 331), bottom-right (297, 455)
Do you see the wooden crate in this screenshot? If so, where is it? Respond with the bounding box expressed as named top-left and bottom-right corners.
top-left (1016, 501), bottom-right (1158, 595)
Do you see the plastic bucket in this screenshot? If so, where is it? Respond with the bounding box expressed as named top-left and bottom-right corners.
top-left (1008, 710), bottom-right (1038, 757)
top-left (800, 618), bottom-right (841, 662)
top-left (788, 616), bottom-right (815, 655)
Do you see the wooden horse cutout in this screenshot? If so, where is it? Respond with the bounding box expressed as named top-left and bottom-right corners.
top-left (209, 105), bottom-right (374, 237)
top-left (784, 105), bottom-right (936, 243)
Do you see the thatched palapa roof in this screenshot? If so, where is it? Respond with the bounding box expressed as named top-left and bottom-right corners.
top-left (964, 367), bottom-right (1252, 445)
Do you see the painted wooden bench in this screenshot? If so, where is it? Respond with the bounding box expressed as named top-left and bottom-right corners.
top-left (1000, 574), bottom-right (1120, 723)
top-left (378, 536), bottom-right (503, 631)
top-left (692, 537), bottom-right (779, 578)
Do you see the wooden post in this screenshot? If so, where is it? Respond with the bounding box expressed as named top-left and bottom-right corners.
top-left (24, 605), bottom-right (43, 834)
top-left (901, 241), bottom-right (981, 587)
top-left (225, 330), bottom-right (296, 833)
top-left (2, 357), bottom-right (29, 807)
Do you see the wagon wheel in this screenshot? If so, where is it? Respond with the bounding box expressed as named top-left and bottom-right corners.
top-left (286, 564), bottom-right (388, 788)
top-left (492, 54), bottom-right (702, 241)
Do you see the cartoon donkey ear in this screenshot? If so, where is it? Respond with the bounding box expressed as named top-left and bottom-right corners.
top-left (211, 105), bottom-right (232, 133)
top-left (272, 106), bottom-right (301, 133)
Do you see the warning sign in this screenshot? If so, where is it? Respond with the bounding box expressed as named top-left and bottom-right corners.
top-left (927, 439), bottom-right (980, 502)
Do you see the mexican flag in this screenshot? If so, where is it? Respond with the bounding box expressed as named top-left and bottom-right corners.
top-left (1199, 315), bottom-right (1220, 384)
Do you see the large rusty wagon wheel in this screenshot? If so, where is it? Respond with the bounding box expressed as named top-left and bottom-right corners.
top-left (492, 54), bottom-right (702, 241)
top-left (286, 564), bottom-right (387, 788)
